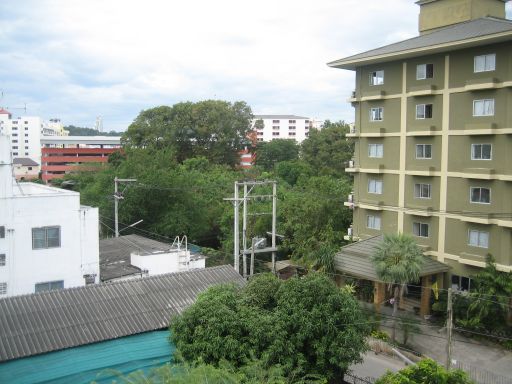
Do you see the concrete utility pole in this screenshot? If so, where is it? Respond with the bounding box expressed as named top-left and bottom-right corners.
top-left (445, 287), bottom-right (453, 370)
top-left (225, 180), bottom-right (278, 276)
top-left (114, 177), bottom-right (137, 237)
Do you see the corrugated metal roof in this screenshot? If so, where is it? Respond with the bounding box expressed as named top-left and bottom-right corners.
top-left (334, 235), bottom-right (449, 281)
top-left (328, 17), bottom-right (512, 69)
top-left (0, 265), bottom-right (244, 362)
top-left (13, 158), bottom-right (39, 166)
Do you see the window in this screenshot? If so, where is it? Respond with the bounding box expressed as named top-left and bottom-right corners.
top-left (370, 107), bottom-right (383, 121)
top-left (470, 187), bottom-right (490, 204)
top-left (28, 167), bottom-right (32, 170)
top-left (12, 126), bottom-right (17, 130)
top-left (272, 132), bottom-right (279, 136)
top-left (35, 280), bottom-right (64, 293)
top-left (12, 152), bottom-right (18, 156)
top-left (289, 126), bottom-right (296, 130)
top-left (413, 222), bottom-right (429, 238)
top-left (0, 226), bottom-right (4, 238)
top-left (25, 152), bottom-right (29, 156)
top-left (0, 282), bottom-right (6, 295)
top-left (416, 104), bottom-right (433, 119)
top-left (368, 179), bottom-right (383, 194)
top-left (416, 64), bottom-right (434, 80)
top-left (272, 126), bottom-right (280, 130)
top-left (12, 140), bottom-right (17, 143)
top-left (25, 140), bottom-right (29, 143)
top-left (24, 121), bottom-right (28, 124)
top-left (367, 215), bottom-right (381, 230)
top-left (25, 133), bottom-right (28, 136)
top-left (305, 120), bottom-right (310, 123)
top-left (473, 99), bottom-right (494, 116)
top-left (12, 133), bottom-right (17, 137)
top-left (451, 274), bottom-right (472, 292)
top-left (289, 132), bottom-right (296, 136)
top-left (25, 127), bottom-right (29, 131)
top-left (368, 143), bottom-right (383, 158)
top-left (12, 146), bottom-right (18, 149)
top-left (474, 54), bottom-right (495, 72)
top-left (416, 144), bottom-right (432, 159)
top-left (32, 226), bottom-right (61, 249)
top-left (12, 121), bottom-right (18, 124)
top-left (369, 70), bottom-right (384, 85)
top-left (0, 254), bottom-right (5, 266)
top-left (468, 230), bottom-right (489, 248)
top-left (257, 132), bottom-right (263, 136)
top-left (289, 120), bottom-right (296, 123)
top-left (272, 120), bottom-right (280, 123)
top-left (471, 144), bottom-right (492, 160)
top-left (414, 183), bottom-right (431, 199)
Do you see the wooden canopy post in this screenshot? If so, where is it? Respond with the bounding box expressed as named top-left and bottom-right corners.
top-left (374, 282), bottom-right (386, 312)
top-left (420, 275), bottom-right (432, 317)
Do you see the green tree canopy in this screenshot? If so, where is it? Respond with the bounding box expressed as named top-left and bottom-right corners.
top-left (300, 120), bottom-right (354, 177)
top-left (375, 359), bottom-right (474, 384)
top-left (170, 273), bottom-right (369, 382)
top-left (255, 139), bottom-right (300, 171)
top-left (122, 100), bottom-right (253, 166)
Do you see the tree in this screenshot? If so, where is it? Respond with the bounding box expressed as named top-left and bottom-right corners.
top-left (255, 139), bottom-right (300, 171)
top-left (122, 100), bottom-right (253, 167)
top-left (371, 233), bottom-right (424, 341)
top-left (170, 274), bottom-right (369, 382)
top-left (300, 120), bottom-right (353, 177)
top-left (375, 359), bottom-right (474, 384)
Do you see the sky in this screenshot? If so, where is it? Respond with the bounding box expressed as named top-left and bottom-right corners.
top-left (1, 1), bottom-right (511, 132)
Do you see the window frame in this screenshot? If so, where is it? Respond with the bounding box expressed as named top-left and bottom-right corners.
top-left (368, 143), bottom-right (384, 158)
top-left (32, 226), bottom-right (61, 250)
top-left (415, 144), bottom-right (432, 159)
top-left (474, 54), bottom-right (496, 73)
top-left (0, 282), bottom-right (6, 295)
top-left (471, 144), bottom-right (492, 160)
top-left (414, 183), bottom-right (432, 199)
top-left (416, 104), bottom-right (433, 119)
top-left (0, 254), bottom-right (5, 266)
top-left (470, 187), bottom-right (491, 204)
top-left (366, 215), bottom-right (381, 230)
top-left (473, 99), bottom-right (495, 117)
top-left (0, 226), bottom-right (5, 238)
top-left (368, 179), bottom-right (383, 194)
top-left (413, 222), bottom-right (430, 238)
top-left (35, 280), bottom-right (64, 293)
top-left (468, 229), bottom-right (489, 248)
top-left (416, 63), bottom-right (434, 80)
top-left (369, 107), bottom-right (384, 122)
top-left (369, 70), bottom-right (384, 86)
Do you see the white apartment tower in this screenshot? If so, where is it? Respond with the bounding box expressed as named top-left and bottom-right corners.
top-left (252, 115), bottom-right (323, 143)
top-left (0, 134), bottom-right (100, 297)
top-left (0, 108), bottom-right (42, 164)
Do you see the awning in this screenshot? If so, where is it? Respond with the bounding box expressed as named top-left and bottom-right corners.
top-left (334, 235), bottom-right (449, 281)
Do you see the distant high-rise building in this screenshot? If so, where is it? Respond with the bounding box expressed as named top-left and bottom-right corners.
top-left (252, 115), bottom-right (323, 143)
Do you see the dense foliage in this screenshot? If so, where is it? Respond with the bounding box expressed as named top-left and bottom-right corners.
top-left (255, 139), bottom-right (300, 171)
top-left (122, 100), bottom-right (253, 166)
top-left (65, 125), bottom-right (122, 136)
top-left (375, 359), bottom-right (474, 384)
top-left (170, 273), bottom-right (370, 382)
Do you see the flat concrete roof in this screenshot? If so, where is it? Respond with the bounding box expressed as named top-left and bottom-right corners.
top-left (40, 136), bottom-right (121, 146)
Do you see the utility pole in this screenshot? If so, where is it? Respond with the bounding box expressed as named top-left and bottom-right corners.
top-left (114, 177), bottom-right (137, 237)
top-left (445, 287), bottom-right (453, 370)
top-left (233, 182), bottom-right (240, 273)
top-left (271, 181), bottom-right (277, 274)
top-left (242, 183), bottom-right (248, 278)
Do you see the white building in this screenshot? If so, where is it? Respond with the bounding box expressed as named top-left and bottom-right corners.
top-left (43, 118), bottom-right (69, 136)
top-left (0, 108), bottom-right (43, 164)
top-left (0, 134), bottom-right (100, 297)
top-left (252, 114), bottom-right (324, 143)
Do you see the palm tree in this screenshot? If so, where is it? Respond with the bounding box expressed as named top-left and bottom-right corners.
top-left (371, 233), bottom-right (424, 341)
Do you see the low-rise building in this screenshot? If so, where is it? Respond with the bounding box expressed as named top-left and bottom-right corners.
top-left (0, 134), bottom-right (100, 297)
top-left (252, 115), bottom-right (323, 143)
top-left (12, 158), bottom-right (39, 180)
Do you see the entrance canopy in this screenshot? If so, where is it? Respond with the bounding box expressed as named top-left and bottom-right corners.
top-left (334, 235), bottom-right (449, 281)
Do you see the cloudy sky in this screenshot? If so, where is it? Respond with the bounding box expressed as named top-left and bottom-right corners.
top-left (1, 1), bottom-right (511, 131)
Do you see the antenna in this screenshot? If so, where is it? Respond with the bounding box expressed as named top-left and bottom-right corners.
top-left (95, 116), bottom-right (103, 133)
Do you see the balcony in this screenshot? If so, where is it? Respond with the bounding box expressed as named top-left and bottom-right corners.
top-left (345, 159), bottom-right (359, 173)
top-left (346, 125), bottom-right (358, 138)
top-left (344, 192), bottom-right (355, 209)
top-left (347, 90), bottom-right (358, 103)
top-left (343, 226), bottom-right (359, 241)
top-left (464, 78), bottom-right (499, 91)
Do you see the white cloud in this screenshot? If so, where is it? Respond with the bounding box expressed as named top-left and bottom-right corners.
top-left (0, 0), bottom-right (510, 130)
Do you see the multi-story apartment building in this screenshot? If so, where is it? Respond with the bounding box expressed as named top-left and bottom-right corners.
top-left (0, 109), bottom-right (43, 164)
top-left (0, 134), bottom-right (100, 297)
top-left (252, 115), bottom-right (323, 143)
top-left (329, 0), bottom-right (512, 285)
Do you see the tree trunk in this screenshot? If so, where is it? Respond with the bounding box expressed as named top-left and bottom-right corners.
top-left (392, 285), bottom-right (399, 342)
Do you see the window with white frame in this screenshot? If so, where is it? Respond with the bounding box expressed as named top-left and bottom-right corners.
top-left (451, 274), bottom-right (472, 292)
top-left (35, 280), bottom-right (64, 293)
top-left (470, 187), bottom-right (490, 204)
top-left (370, 107), bottom-right (383, 121)
top-left (272, 132), bottom-right (279, 136)
top-left (416, 104), bottom-right (433, 119)
top-left (366, 215), bottom-right (381, 230)
top-left (272, 126), bottom-right (280, 130)
top-left (0, 282), bottom-right (6, 295)
top-left (474, 54), bottom-right (495, 73)
top-left (272, 120), bottom-right (279, 123)
top-left (468, 229), bottom-right (489, 248)
top-left (414, 183), bottom-right (431, 199)
top-left (416, 64), bottom-right (433, 80)
top-left (288, 120), bottom-right (296, 124)
top-left (368, 143), bottom-right (384, 158)
top-left (0, 226), bottom-right (4, 238)
top-left (368, 179), bottom-right (383, 194)
top-left (369, 70), bottom-right (384, 85)
top-left (0, 254), bottom-right (5, 266)
top-left (416, 144), bottom-right (432, 159)
top-left (413, 222), bottom-right (429, 237)
top-left (32, 226), bottom-right (61, 249)
top-left (473, 99), bottom-right (494, 116)
top-left (471, 144), bottom-right (492, 160)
